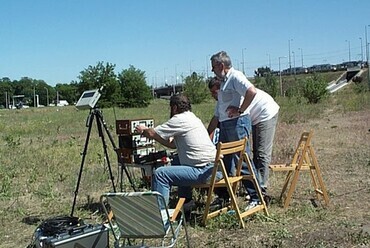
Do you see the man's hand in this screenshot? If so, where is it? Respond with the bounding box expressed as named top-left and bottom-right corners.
top-left (226, 105), bottom-right (240, 118)
top-left (135, 125), bottom-right (147, 135)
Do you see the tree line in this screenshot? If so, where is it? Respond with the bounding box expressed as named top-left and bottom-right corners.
top-left (1, 61), bottom-right (332, 109)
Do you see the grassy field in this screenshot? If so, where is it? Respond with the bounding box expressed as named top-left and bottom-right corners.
top-left (0, 83), bottom-right (369, 247)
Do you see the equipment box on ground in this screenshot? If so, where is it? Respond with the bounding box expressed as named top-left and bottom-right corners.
top-left (42, 224), bottom-right (109, 248)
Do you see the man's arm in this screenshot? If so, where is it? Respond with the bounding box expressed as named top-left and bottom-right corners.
top-left (226, 86), bottom-right (257, 118)
top-left (136, 126), bottom-right (176, 149)
top-left (207, 115), bottom-right (219, 135)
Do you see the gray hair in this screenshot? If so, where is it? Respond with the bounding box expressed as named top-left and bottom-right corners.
top-left (210, 51), bottom-right (232, 69)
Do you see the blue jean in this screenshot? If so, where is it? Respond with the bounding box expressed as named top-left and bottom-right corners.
top-left (252, 113), bottom-right (278, 191)
top-left (218, 115), bottom-right (261, 202)
top-left (152, 163), bottom-right (218, 206)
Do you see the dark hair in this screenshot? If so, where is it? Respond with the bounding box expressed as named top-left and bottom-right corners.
top-left (208, 76), bottom-right (221, 89)
top-left (170, 94), bottom-right (192, 113)
top-left (210, 51), bottom-right (232, 68)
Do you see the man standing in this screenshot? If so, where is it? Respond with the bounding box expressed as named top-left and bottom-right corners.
top-left (136, 94), bottom-right (218, 207)
top-left (208, 51), bottom-right (260, 209)
top-left (208, 76), bottom-right (279, 201)
top-left (248, 88), bottom-right (279, 199)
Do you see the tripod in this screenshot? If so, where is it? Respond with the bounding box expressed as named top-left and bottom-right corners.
top-left (70, 107), bottom-right (136, 217)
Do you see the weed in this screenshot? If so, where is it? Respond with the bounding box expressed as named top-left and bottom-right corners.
top-left (348, 230), bottom-right (370, 246)
top-left (270, 227), bottom-right (293, 242)
top-left (3, 134), bottom-right (21, 148)
top-left (206, 213), bottom-right (240, 230)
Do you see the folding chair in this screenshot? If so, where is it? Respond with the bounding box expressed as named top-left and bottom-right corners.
top-left (269, 130), bottom-right (330, 208)
top-left (100, 191), bottom-right (190, 248)
top-left (193, 137), bottom-right (269, 228)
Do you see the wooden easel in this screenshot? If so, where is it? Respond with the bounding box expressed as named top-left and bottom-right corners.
top-left (269, 130), bottom-right (329, 208)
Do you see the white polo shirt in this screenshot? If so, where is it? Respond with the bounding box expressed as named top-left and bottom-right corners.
top-left (154, 111), bottom-right (216, 167)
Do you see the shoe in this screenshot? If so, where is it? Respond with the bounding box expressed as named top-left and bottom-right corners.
top-left (209, 197), bottom-right (229, 211)
top-left (183, 199), bottom-right (196, 214)
top-left (245, 201), bottom-right (259, 211)
top-left (263, 194), bottom-right (272, 207)
top-left (182, 200), bottom-right (196, 222)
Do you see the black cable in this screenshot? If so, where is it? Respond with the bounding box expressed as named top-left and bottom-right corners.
top-left (38, 215), bottom-right (84, 236)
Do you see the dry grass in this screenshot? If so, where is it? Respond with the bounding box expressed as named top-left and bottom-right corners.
top-left (0, 88), bottom-right (369, 247)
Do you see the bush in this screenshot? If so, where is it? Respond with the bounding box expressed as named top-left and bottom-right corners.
top-left (183, 72), bottom-right (209, 104)
top-left (302, 74), bottom-right (328, 103)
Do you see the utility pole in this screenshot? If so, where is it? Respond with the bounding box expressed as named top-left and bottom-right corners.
top-left (44, 87), bottom-right (49, 107)
top-left (292, 51), bottom-right (296, 74)
top-left (279, 56), bottom-right (287, 96)
top-left (345, 40), bottom-right (351, 62)
top-left (298, 48), bottom-right (304, 67)
top-left (359, 37), bottom-right (363, 62)
top-left (266, 53), bottom-right (271, 69)
top-left (33, 86), bottom-right (36, 108)
top-left (288, 39), bottom-right (293, 74)
top-left (242, 48), bottom-right (246, 75)
top-left (5, 92), bottom-right (8, 109)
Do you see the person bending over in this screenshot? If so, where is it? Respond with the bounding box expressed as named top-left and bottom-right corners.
top-left (208, 76), bottom-right (279, 201)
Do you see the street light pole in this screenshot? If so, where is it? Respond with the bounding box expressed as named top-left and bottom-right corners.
top-left (345, 40), bottom-right (351, 62)
top-left (266, 53), bottom-right (271, 69)
top-left (278, 56), bottom-right (287, 96)
top-left (44, 87), bottom-right (49, 107)
top-left (292, 51), bottom-right (296, 74)
top-left (366, 25), bottom-right (369, 63)
top-left (298, 48), bottom-right (304, 67)
top-left (33, 86), bottom-right (36, 108)
top-left (242, 48), bottom-right (246, 75)
top-left (359, 37), bottom-right (363, 62)
top-left (288, 39), bottom-right (293, 74)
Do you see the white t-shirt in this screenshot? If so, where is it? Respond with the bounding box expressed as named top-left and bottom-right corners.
top-left (215, 67), bottom-right (253, 122)
top-left (154, 111), bottom-right (216, 167)
top-left (246, 88), bottom-right (280, 125)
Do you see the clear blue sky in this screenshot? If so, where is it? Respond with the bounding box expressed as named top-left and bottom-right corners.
top-left (1, 0), bottom-right (370, 87)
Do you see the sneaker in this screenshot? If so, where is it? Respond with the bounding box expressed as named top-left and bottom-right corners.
top-left (245, 201), bottom-right (259, 211)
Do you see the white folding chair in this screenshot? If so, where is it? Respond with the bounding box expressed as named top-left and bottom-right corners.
top-left (101, 191), bottom-right (190, 248)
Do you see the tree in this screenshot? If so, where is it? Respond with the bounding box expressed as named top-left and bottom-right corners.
top-left (183, 72), bottom-right (209, 104)
top-left (302, 74), bottom-right (328, 103)
top-left (55, 83), bottom-right (78, 105)
top-left (253, 73), bottom-right (279, 98)
top-left (254, 66), bottom-right (272, 77)
top-left (118, 65), bottom-right (152, 108)
top-left (0, 78), bottom-right (14, 108)
top-left (77, 61), bottom-right (120, 107)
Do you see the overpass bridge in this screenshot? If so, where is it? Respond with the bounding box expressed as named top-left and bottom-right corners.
top-left (326, 66), bottom-right (365, 93)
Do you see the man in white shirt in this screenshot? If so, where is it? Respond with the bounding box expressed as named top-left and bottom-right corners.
top-left (136, 94), bottom-right (218, 206)
top-left (207, 51), bottom-right (261, 209)
top-left (247, 88), bottom-right (279, 195)
top-left (208, 74), bottom-right (279, 203)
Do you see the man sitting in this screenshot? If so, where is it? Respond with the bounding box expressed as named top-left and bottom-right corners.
top-left (136, 94), bottom-right (220, 208)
